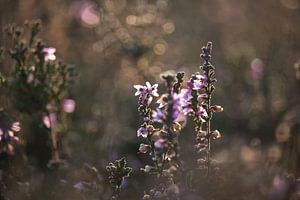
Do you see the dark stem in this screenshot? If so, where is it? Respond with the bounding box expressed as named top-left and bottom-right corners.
top-left (205, 67), bottom-right (212, 177)
top-left (47, 112), bottom-right (60, 162)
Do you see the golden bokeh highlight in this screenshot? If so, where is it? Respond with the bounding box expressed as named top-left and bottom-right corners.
top-left (280, 0), bottom-right (299, 9)
top-left (154, 41), bottom-right (168, 55)
top-left (162, 22), bottom-right (175, 34)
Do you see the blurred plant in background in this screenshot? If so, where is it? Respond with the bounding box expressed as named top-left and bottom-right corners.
top-left (0, 20), bottom-right (76, 165)
top-left (0, 20), bottom-right (76, 200)
top-left (106, 157), bottom-right (132, 199)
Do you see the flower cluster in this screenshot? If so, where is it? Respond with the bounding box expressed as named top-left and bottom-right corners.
top-left (134, 71), bottom-right (207, 198)
top-left (0, 111), bottom-right (21, 155)
top-left (133, 42), bottom-right (223, 198)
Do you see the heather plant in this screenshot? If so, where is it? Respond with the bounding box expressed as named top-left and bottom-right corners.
top-left (0, 20), bottom-right (76, 166)
top-left (133, 42), bottom-right (223, 199)
top-left (191, 42), bottom-right (223, 176)
top-left (106, 157), bottom-right (132, 200)
top-left (134, 72), bottom-right (185, 199)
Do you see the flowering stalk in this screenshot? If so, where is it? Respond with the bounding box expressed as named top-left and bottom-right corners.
top-left (134, 81), bottom-right (160, 172)
top-left (134, 72), bottom-right (186, 199)
top-left (198, 42), bottom-right (223, 176)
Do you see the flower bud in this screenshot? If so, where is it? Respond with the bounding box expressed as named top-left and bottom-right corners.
top-left (154, 138), bottom-right (167, 149)
top-left (197, 158), bottom-right (207, 165)
top-left (139, 143), bottom-right (151, 154)
top-left (211, 130), bottom-right (221, 139)
top-left (211, 105), bottom-right (224, 112)
top-left (142, 194), bottom-right (151, 200)
top-left (141, 165), bottom-right (154, 173)
top-left (172, 122), bottom-right (182, 133)
top-left (146, 125), bottom-right (154, 133)
top-left (196, 131), bottom-right (206, 143)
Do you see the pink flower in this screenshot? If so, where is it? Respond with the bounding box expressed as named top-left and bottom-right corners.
top-left (152, 109), bottom-right (166, 123)
top-left (11, 122), bottom-right (21, 132)
top-left (187, 74), bottom-right (207, 90)
top-left (134, 82), bottom-right (159, 97)
top-left (63, 99), bottom-right (76, 113)
top-left (0, 121), bottom-right (21, 154)
top-left (154, 139), bottom-right (167, 149)
top-left (43, 113), bottom-right (57, 128)
top-left (134, 82), bottom-right (159, 106)
top-left (196, 106), bottom-right (208, 120)
top-left (43, 47), bottom-right (56, 61)
top-left (27, 74), bottom-right (35, 83)
top-left (137, 127), bottom-right (148, 138)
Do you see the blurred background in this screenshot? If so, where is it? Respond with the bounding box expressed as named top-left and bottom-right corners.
top-left (0, 0), bottom-right (300, 199)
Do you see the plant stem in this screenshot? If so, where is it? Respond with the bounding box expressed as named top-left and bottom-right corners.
top-left (205, 68), bottom-right (212, 177)
top-left (48, 112), bottom-right (60, 162)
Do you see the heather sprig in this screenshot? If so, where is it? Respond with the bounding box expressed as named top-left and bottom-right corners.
top-left (194, 42), bottom-right (223, 176)
top-left (106, 157), bottom-right (132, 200)
top-left (0, 20), bottom-right (76, 165)
top-left (134, 72), bottom-right (187, 199)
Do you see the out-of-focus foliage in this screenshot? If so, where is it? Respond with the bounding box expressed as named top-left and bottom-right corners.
top-left (0, 0), bottom-right (300, 199)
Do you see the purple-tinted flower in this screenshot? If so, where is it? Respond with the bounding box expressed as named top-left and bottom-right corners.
top-left (172, 109), bottom-right (180, 122)
top-left (196, 106), bottom-right (208, 120)
top-left (171, 93), bottom-right (187, 122)
top-left (177, 89), bottom-right (193, 115)
top-left (174, 113), bottom-right (186, 123)
top-left (43, 113), bottom-right (57, 128)
top-left (121, 179), bottom-right (129, 188)
top-left (180, 89), bottom-right (192, 102)
top-left (27, 74), bottom-right (35, 83)
top-left (11, 122), bottom-right (21, 132)
top-left (152, 108), bottom-right (166, 123)
top-left (140, 95), bottom-right (153, 106)
top-left (137, 127), bottom-right (148, 138)
top-left (143, 117), bottom-right (150, 122)
top-left (134, 82), bottom-right (159, 106)
top-left (134, 85), bottom-right (147, 97)
top-left (187, 75), bottom-right (207, 90)
top-left (70, 1), bottom-right (100, 28)
top-left (197, 93), bottom-right (207, 103)
top-left (0, 121), bottom-right (21, 154)
top-left (43, 47), bottom-right (56, 61)
top-left (251, 58), bottom-right (264, 79)
top-left (0, 129), bottom-right (19, 143)
top-left (73, 181), bottom-right (91, 191)
top-left (63, 99), bottom-right (76, 113)
top-left (182, 104), bottom-right (194, 115)
top-left (134, 81), bottom-right (159, 98)
top-left (154, 138), bottom-right (167, 149)
top-left (153, 92), bottom-right (187, 123)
